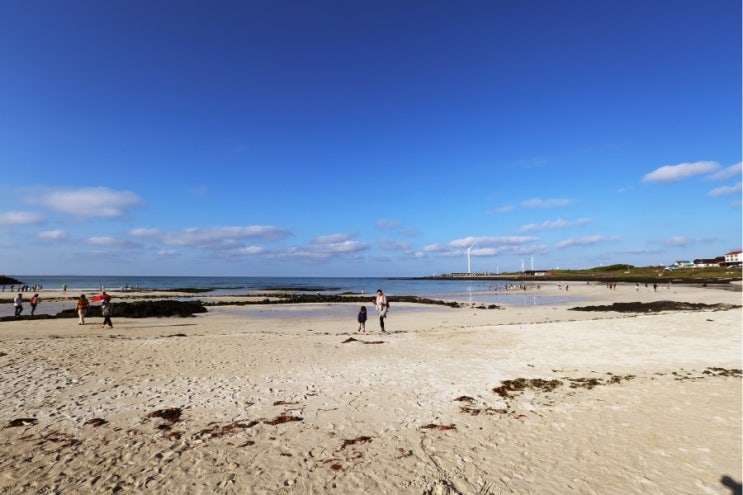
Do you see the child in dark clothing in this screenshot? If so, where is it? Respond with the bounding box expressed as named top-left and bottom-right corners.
top-left (357, 306), bottom-right (367, 333)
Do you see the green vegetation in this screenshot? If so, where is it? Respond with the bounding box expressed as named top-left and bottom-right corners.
top-left (547, 265), bottom-right (741, 283)
top-left (429, 265), bottom-right (742, 284)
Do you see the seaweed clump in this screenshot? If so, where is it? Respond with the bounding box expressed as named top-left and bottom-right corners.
top-left (569, 301), bottom-right (740, 313)
top-left (55, 300), bottom-right (207, 319)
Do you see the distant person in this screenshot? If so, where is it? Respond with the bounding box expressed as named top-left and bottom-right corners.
top-left (374, 289), bottom-right (389, 333)
top-left (100, 299), bottom-right (113, 328)
top-left (75, 294), bottom-right (90, 325)
top-left (357, 306), bottom-right (367, 333)
top-left (30, 293), bottom-right (39, 315)
top-left (13, 293), bottom-right (23, 316)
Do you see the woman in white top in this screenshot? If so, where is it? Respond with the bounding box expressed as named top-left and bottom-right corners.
top-left (375, 289), bottom-right (388, 332)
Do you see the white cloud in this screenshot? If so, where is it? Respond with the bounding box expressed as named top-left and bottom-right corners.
top-left (310, 234), bottom-right (368, 254)
top-left (424, 236), bottom-right (542, 259)
top-left (642, 161), bottom-right (720, 183)
top-left (0, 211), bottom-right (44, 225)
top-left (236, 246), bottom-right (268, 255)
top-left (278, 234), bottom-right (369, 261)
top-left (708, 182), bottom-right (742, 197)
top-left (39, 187), bottom-right (142, 218)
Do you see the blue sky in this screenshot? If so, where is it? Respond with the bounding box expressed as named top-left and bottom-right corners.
top-left (1, 1), bottom-right (740, 277)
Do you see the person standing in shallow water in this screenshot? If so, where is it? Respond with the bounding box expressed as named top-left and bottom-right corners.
top-left (375, 289), bottom-right (388, 332)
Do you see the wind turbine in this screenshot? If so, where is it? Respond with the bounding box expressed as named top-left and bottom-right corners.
top-left (466, 242), bottom-right (478, 274)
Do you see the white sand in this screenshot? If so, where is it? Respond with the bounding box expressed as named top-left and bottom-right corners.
top-left (0, 283), bottom-right (740, 494)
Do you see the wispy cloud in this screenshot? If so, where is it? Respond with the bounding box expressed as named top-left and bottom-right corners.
top-left (708, 182), bottom-right (742, 197)
top-left (556, 235), bottom-right (608, 248)
top-left (520, 218), bottom-right (590, 232)
top-left (131, 225), bottom-right (291, 249)
top-left (642, 161), bottom-right (720, 183)
top-left (488, 198), bottom-right (573, 215)
top-left (156, 250), bottom-right (181, 257)
top-left (86, 236), bottom-right (141, 248)
top-left (520, 198), bottom-right (574, 208)
top-left (0, 211), bottom-right (44, 225)
top-left (280, 233), bottom-right (369, 261)
top-left (37, 229), bottom-right (67, 240)
top-left (379, 239), bottom-right (412, 251)
top-left (486, 204), bottom-right (514, 215)
top-left (662, 235), bottom-right (693, 247)
top-left (706, 162), bottom-right (742, 181)
top-left (424, 236), bottom-right (540, 259)
top-left (376, 218), bottom-right (402, 230)
top-left (449, 236), bottom-right (538, 248)
top-left (38, 187), bottom-right (142, 218)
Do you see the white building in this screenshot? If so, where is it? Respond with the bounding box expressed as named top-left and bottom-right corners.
top-left (724, 250), bottom-right (742, 265)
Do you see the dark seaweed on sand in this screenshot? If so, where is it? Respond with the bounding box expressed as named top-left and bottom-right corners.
top-left (493, 378), bottom-right (563, 396)
top-left (210, 293), bottom-right (469, 308)
top-left (421, 423), bottom-right (456, 430)
top-left (569, 301), bottom-right (740, 313)
top-left (147, 407), bottom-right (182, 422)
top-left (263, 413), bottom-right (303, 425)
top-left (2, 300), bottom-right (207, 322)
top-left (339, 436), bottom-right (372, 449)
top-left (342, 337), bottom-right (385, 344)
top-left (56, 300), bottom-right (207, 319)
top-left (6, 418), bottom-right (38, 427)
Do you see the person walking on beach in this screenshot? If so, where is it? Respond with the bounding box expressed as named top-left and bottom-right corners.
top-left (30, 293), bottom-right (39, 315)
top-left (13, 293), bottom-right (23, 316)
top-left (375, 289), bottom-right (389, 333)
top-left (75, 294), bottom-right (90, 325)
top-left (357, 306), bottom-right (367, 333)
top-left (100, 299), bottom-right (113, 328)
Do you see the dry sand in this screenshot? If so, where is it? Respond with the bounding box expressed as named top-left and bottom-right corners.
top-left (0, 283), bottom-right (740, 494)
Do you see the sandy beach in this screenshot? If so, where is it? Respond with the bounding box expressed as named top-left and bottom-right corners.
top-left (0, 282), bottom-right (740, 494)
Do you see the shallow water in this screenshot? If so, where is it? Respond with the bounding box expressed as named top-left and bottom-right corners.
top-left (1, 276), bottom-right (586, 318)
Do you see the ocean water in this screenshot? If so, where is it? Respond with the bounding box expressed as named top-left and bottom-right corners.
top-left (2, 275), bottom-right (582, 315)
